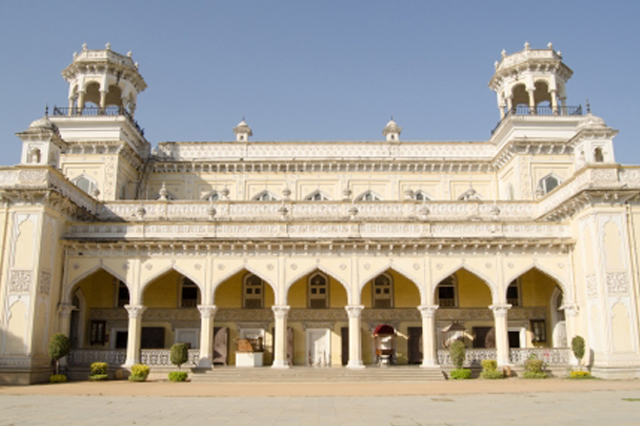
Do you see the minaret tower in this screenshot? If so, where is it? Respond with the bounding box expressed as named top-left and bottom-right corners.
top-left (233, 119), bottom-right (253, 142)
top-left (62, 43), bottom-right (147, 117)
top-left (382, 117), bottom-right (401, 141)
top-left (489, 42), bottom-right (573, 118)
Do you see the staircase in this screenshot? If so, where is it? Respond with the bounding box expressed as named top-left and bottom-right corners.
top-left (191, 366), bottom-right (446, 382)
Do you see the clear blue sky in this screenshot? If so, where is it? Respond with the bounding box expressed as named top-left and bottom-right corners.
top-left (1, 1), bottom-right (639, 165)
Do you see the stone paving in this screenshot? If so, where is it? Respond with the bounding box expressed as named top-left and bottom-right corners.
top-left (1, 380), bottom-right (640, 425)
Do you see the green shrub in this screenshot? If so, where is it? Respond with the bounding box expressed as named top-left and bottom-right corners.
top-left (572, 335), bottom-right (586, 365)
top-left (449, 368), bottom-right (472, 380)
top-left (524, 358), bottom-right (544, 373)
top-left (90, 362), bottom-right (108, 376)
top-left (48, 333), bottom-right (71, 375)
top-left (88, 374), bottom-right (109, 381)
top-left (49, 374), bottom-right (67, 383)
top-left (449, 341), bottom-right (466, 369)
top-left (170, 343), bottom-right (189, 370)
top-left (523, 371), bottom-right (548, 379)
top-left (481, 359), bottom-right (498, 372)
top-left (480, 370), bottom-right (504, 379)
top-left (168, 371), bottom-right (189, 382)
top-left (569, 371), bottom-right (593, 379)
top-left (128, 364), bottom-right (150, 382)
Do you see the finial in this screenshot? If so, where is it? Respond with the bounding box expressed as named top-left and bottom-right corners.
top-left (501, 49), bottom-right (506, 58)
top-left (127, 51), bottom-right (132, 57)
top-left (547, 42), bottom-right (553, 50)
top-left (73, 52), bottom-right (78, 60)
top-left (105, 42), bottom-right (111, 50)
top-left (586, 99), bottom-right (591, 114)
top-left (82, 43), bottom-right (87, 51)
top-left (390, 115), bottom-right (394, 121)
top-left (524, 41), bottom-right (530, 50)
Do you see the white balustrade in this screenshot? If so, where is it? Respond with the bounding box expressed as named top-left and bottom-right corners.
top-left (509, 348), bottom-right (571, 365)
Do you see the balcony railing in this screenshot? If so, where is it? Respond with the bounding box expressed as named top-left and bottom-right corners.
top-left (51, 106), bottom-right (144, 136)
top-left (437, 348), bottom-right (497, 367)
top-left (492, 105), bottom-right (583, 134)
top-left (509, 347), bottom-right (571, 365)
top-left (66, 348), bottom-right (201, 367)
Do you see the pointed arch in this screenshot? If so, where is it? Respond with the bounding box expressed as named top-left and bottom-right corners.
top-left (431, 265), bottom-right (497, 304)
top-left (359, 264), bottom-right (423, 303)
top-left (252, 190), bottom-right (278, 201)
top-left (413, 190), bottom-right (431, 201)
top-left (304, 190), bottom-right (330, 201)
top-left (65, 264), bottom-right (129, 304)
top-left (355, 190), bottom-right (382, 201)
top-left (140, 264), bottom-right (204, 296)
top-left (212, 265), bottom-right (277, 304)
top-left (201, 190), bottom-right (220, 201)
top-left (285, 264), bottom-right (351, 305)
top-left (504, 264), bottom-right (572, 302)
top-left (538, 173), bottom-right (562, 195)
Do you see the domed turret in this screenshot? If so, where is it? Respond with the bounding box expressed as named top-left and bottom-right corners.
top-left (16, 115), bottom-right (66, 168)
top-left (489, 42), bottom-right (573, 118)
top-left (233, 118), bottom-right (253, 142)
top-left (382, 117), bottom-right (401, 141)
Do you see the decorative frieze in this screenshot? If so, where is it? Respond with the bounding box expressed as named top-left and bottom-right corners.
top-left (606, 272), bottom-right (629, 294)
top-left (586, 274), bottom-right (598, 299)
top-left (38, 271), bottom-right (52, 295)
top-left (9, 270), bottom-right (32, 293)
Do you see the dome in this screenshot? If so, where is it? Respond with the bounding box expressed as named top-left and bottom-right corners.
top-left (28, 117), bottom-right (58, 132)
top-left (578, 114), bottom-right (607, 130)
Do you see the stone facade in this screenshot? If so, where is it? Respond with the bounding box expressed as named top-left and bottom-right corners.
top-left (1, 42), bottom-right (640, 384)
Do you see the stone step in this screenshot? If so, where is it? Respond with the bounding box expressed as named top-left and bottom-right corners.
top-left (190, 367), bottom-right (446, 382)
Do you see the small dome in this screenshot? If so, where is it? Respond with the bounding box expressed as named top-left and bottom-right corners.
top-left (578, 114), bottom-right (607, 130)
top-left (29, 117), bottom-right (58, 131)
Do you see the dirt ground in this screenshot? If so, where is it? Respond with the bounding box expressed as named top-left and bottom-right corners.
top-left (1, 377), bottom-right (638, 397)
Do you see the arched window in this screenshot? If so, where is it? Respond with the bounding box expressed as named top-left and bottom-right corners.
top-left (243, 274), bottom-right (264, 309)
top-left (202, 191), bottom-right (220, 201)
top-left (115, 281), bottom-right (129, 308)
top-left (372, 273), bottom-right (393, 308)
top-left (356, 191), bottom-right (382, 201)
top-left (253, 190), bottom-right (278, 201)
top-left (594, 147), bottom-right (604, 163)
top-left (458, 188), bottom-right (481, 201)
top-left (436, 275), bottom-right (457, 308)
top-left (538, 174), bottom-right (561, 195)
top-left (414, 191), bottom-right (431, 201)
top-left (506, 279), bottom-right (520, 307)
top-left (308, 272), bottom-right (329, 308)
top-left (305, 190), bottom-right (330, 201)
top-left (72, 175), bottom-right (98, 195)
top-left (180, 278), bottom-right (199, 308)
top-left (29, 147), bottom-right (41, 164)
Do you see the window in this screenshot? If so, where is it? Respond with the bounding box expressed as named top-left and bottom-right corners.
top-left (356, 191), bottom-right (381, 201)
top-left (538, 174), bottom-right (561, 195)
top-left (243, 274), bottom-right (264, 309)
top-left (507, 279), bottom-right (520, 307)
top-left (437, 275), bottom-right (457, 308)
top-left (531, 319), bottom-right (547, 343)
top-left (180, 278), bottom-right (199, 307)
top-left (308, 273), bottom-right (329, 308)
top-left (202, 191), bottom-right (220, 201)
top-left (253, 191), bottom-right (278, 201)
top-left (305, 190), bottom-right (330, 201)
top-left (414, 191), bottom-right (431, 201)
top-left (89, 320), bottom-right (107, 345)
top-left (594, 147), bottom-right (604, 163)
top-left (458, 188), bottom-right (481, 201)
top-left (372, 273), bottom-right (393, 308)
top-left (72, 175), bottom-right (98, 195)
top-left (116, 281), bottom-right (129, 308)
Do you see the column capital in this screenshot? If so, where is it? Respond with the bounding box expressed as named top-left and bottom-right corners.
top-left (197, 305), bottom-right (218, 318)
top-left (418, 305), bottom-right (439, 318)
top-left (57, 303), bottom-right (75, 318)
top-left (562, 303), bottom-right (580, 317)
top-left (271, 305), bottom-right (290, 319)
top-left (345, 305), bottom-right (364, 319)
top-left (489, 304), bottom-right (512, 318)
top-left (124, 304), bottom-right (147, 318)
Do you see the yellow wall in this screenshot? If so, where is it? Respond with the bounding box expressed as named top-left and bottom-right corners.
top-left (287, 272), bottom-right (348, 308)
top-left (456, 269), bottom-right (492, 307)
top-left (215, 271), bottom-right (275, 308)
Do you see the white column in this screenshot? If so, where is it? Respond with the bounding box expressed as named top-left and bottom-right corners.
top-left (490, 304), bottom-right (512, 367)
top-left (124, 304), bottom-right (147, 367)
top-left (527, 89), bottom-right (536, 114)
top-left (550, 89), bottom-right (559, 114)
top-left (271, 305), bottom-right (290, 369)
top-left (77, 91), bottom-right (86, 113)
top-left (99, 90), bottom-right (108, 111)
top-left (197, 305), bottom-right (217, 369)
top-left (418, 305), bottom-right (439, 368)
top-left (563, 303), bottom-right (580, 366)
top-left (345, 305), bottom-right (365, 369)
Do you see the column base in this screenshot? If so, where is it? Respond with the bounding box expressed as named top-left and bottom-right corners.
top-left (346, 360), bottom-right (365, 369)
top-left (420, 360), bottom-right (440, 368)
top-left (197, 358), bottom-right (213, 369)
top-left (271, 360), bottom-right (290, 369)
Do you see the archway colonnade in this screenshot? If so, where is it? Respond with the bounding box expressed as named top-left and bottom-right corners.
top-left (60, 254), bottom-right (577, 369)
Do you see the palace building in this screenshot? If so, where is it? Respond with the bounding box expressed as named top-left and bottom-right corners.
top-left (1, 42), bottom-right (640, 384)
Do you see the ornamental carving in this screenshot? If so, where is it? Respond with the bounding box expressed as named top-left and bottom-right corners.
top-left (124, 304), bottom-right (147, 318)
top-left (271, 306), bottom-right (290, 319)
top-left (418, 305), bottom-right (438, 318)
top-left (345, 305), bottom-right (364, 319)
top-left (586, 274), bottom-right (598, 299)
top-left (38, 271), bottom-right (52, 295)
top-left (9, 270), bottom-right (32, 293)
top-left (606, 272), bottom-right (629, 294)
top-left (18, 170), bottom-right (46, 182)
top-left (197, 305), bottom-right (217, 318)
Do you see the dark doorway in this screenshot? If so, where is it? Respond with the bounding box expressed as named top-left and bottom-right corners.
top-left (141, 327), bottom-right (165, 349)
top-left (115, 331), bottom-right (128, 349)
top-left (341, 327), bottom-right (349, 366)
top-left (213, 327), bottom-right (228, 365)
top-left (508, 331), bottom-right (520, 348)
top-left (473, 327), bottom-right (493, 348)
top-left (408, 327), bottom-right (423, 364)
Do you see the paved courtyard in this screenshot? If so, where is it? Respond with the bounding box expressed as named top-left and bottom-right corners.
top-left (1, 380), bottom-right (639, 425)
